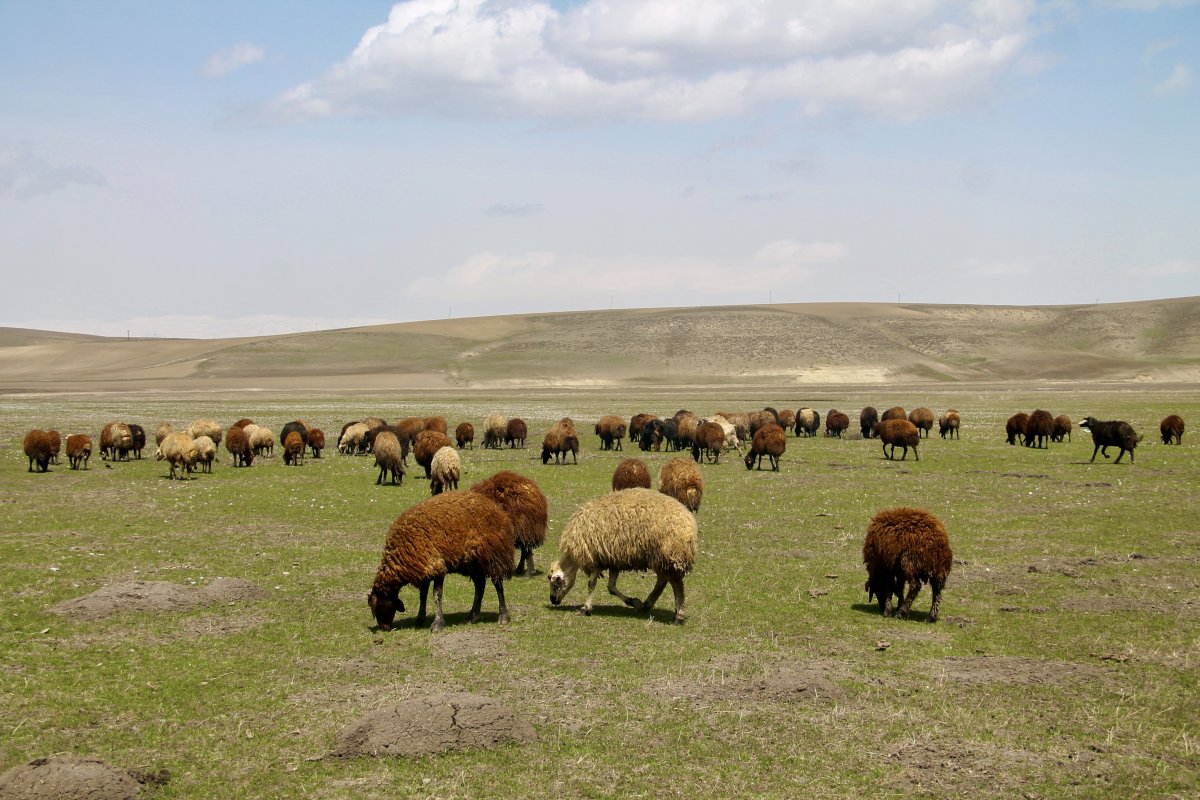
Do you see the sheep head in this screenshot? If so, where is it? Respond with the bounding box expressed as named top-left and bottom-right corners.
top-left (547, 562), bottom-right (577, 605)
top-left (368, 588), bottom-right (405, 631)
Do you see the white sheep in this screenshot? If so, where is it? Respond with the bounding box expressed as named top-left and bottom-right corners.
top-left (429, 446), bottom-right (461, 496)
top-left (339, 422), bottom-right (370, 454)
top-left (249, 426), bottom-right (275, 457)
top-left (156, 431), bottom-right (198, 480)
top-left (193, 435), bottom-right (216, 474)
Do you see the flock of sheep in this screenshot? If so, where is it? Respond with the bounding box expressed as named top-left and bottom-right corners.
top-left (17, 404), bottom-right (1187, 629)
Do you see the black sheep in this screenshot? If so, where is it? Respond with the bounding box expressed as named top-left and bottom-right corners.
top-left (1080, 416), bottom-right (1140, 464)
top-left (860, 407), bottom-right (879, 439)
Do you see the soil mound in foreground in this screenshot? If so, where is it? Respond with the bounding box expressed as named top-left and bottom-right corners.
top-left (50, 577), bottom-right (266, 621)
top-left (0, 755), bottom-right (167, 799)
top-left (333, 693), bottom-right (536, 758)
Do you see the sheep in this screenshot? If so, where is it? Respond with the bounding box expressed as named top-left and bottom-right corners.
top-left (187, 419), bottom-right (223, 452)
top-left (908, 407), bottom-right (935, 438)
top-left (414, 430), bottom-right (453, 479)
top-left (778, 409), bottom-right (796, 432)
top-left (100, 422), bottom-right (133, 461)
top-left (456, 421), bottom-right (475, 449)
top-left (225, 425), bottom-right (254, 467)
top-left (658, 457), bottom-right (703, 513)
top-left (722, 412), bottom-right (752, 442)
top-left (612, 458), bottom-right (652, 491)
top-left (1160, 414), bottom-right (1185, 445)
top-left (283, 431), bottom-right (305, 466)
top-left (505, 418), bottom-right (529, 449)
top-left (156, 431), bottom-right (198, 480)
top-left (23, 430), bottom-right (52, 472)
top-left (938, 410), bottom-right (961, 440)
top-left (482, 413), bottom-right (507, 449)
top-left (250, 426), bottom-right (275, 457)
top-left (368, 491), bottom-right (515, 632)
top-left (629, 413), bottom-right (657, 444)
top-left (124, 424), bottom-right (144, 459)
top-left (749, 410), bottom-right (777, 437)
top-left (470, 470), bottom-right (548, 578)
top-left (745, 423), bottom-right (786, 471)
top-left (362, 416), bottom-right (388, 429)
top-left (46, 429), bottom-right (62, 464)
top-left (66, 433), bottom-right (92, 470)
top-left (862, 507), bottom-right (952, 622)
top-left (193, 435), bottom-right (216, 474)
top-left (308, 428), bottom-right (326, 458)
top-left (881, 406), bottom-right (907, 423)
top-left (548, 488), bottom-right (697, 624)
top-left (639, 418), bottom-right (663, 452)
top-left (825, 410), bottom-right (850, 438)
top-left (795, 408), bottom-right (821, 437)
top-left (595, 415), bottom-right (627, 451)
top-left (280, 420), bottom-right (309, 451)
top-left (373, 431), bottom-right (405, 486)
top-left (878, 418), bottom-right (921, 461)
top-left (541, 424), bottom-right (579, 465)
top-left (674, 413), bottom-right (699, 450)
top-left (232, 418), bottom-right (255, 429)
top-left (1051, 414), bottom-right (1072, 443)
top-left (1005, 412), bottom-right (1029, 446)
top-left (429, 446), bottom-right (461, 496)
top-left (339, 422), bottom-right (370, 455)
top-left (705, 415), bottom-right (741, 453)
top-left (393, 417), bottom-right (427, 453)
top-left (1080, 417), bottom-right (1140, 464)
top-left (860, 407), bottom-right (879, 439)
top-left (691, 421), bottom-right (727, 464)
top-left (424, 416), bottom-right (448, 435)
top-left (1023, 409), bottom-right (1054, 449)
top-left (154, 422), bottom-right (173, 446)
top-left (658, 419), bottom-right (680, 452)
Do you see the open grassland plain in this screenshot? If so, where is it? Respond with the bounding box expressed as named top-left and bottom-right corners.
top-left (1, 387), bottom-right (1198, 799)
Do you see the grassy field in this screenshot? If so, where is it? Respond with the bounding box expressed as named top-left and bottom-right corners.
top-left (2, 387), bottom-right (1197, 798)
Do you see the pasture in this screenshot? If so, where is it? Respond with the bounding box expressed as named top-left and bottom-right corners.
top-left (2, 387), bottom-right (1197, 798)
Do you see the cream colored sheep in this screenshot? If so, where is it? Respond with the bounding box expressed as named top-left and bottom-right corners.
top-left (193, 435), bottom-right (216, 473)
top-left (339, 422), bottom-right (370, 454)
top-left (249, 426), bottom-right (275, 457)
top-left (658, 457), bottom-right (703, 513)
top-left (156, 431), bottom-right (198, 480)
top-left (430, 446), bottom-right (461, 495)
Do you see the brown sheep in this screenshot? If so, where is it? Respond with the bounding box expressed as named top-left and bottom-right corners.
top-left (595, 415), bottom-right (627, 451)
top-left (373, 431), bottom-right (405, 486)
top-left (938, 409), bottom-right (961, 440)
top-left (880, 406), bottom-right (906, 423)
top-left (908, 407), bottom-right (935, 438)
top-left (659, 457), bottom-right (703, 513)
top-left (308, 428), bottom-right (326, 458)
top-left (283, 431), bottom-right (305, 465)
top-left (674, 413), bottom-right (699, 450)
top-left (414, 430), bottom-right (453, 479)
top-left (1051, 414), bottom-right (1072, 443)
top-left (368, 492), bottom-right (515, 631)
top-left (455, 421), bottom-right (475, 449)
top-left (23, 430), bottom-right (52, 472)
top-left (154, 421), bottom-right (173, 446)
top-left (629, 413), bottom-right (657, 444)
top-left (825, 410), bottom-right (850, 438)
top-left (424, 416), bottom-right (448, 435)
top-left (45, 429), bottom-right (62, 464)
top-left (505, 418), bottom-right (528, 448)
top-left (860, 407), bottom-right (879, 439)
top-left (778, 409), bottom-right (796, 432)
top-left (470, 471), bottom-right (548, 578)
top-left (1023, 409), bottom-right (1054, 449)
top-left (690, 421), bottom-right (726, 464)
top-left (541, 424), bottom-right (579, 465)
top-left (395, 417), bottom-right (429, 453)
top-left (232, 418), bottom-right (255, 429)
top-left (878, 418), bottom-right (921, 461)
top-left (100, 421), bottom-right (133, 461)
top-left (722, 412), bottom-right (752, 442)
top-left (482, 413), bottom-right (507, 449)
top-left (66, 433), bottom-right (92, 470)
top-left (225, 425), bottom-right (254, 467)
top-left (862, 507), bottom-right (952, 622)
top-left (1005, 412), bottom-right (1030, 446)
top-left (1160, 414), bottom-right (1185, 445)
top-left (748, 410), bottom-right (777, 437)
top-left (612, 458), bottom-right (652, 491)
top-left (745, 423), bottom-right (786, 471)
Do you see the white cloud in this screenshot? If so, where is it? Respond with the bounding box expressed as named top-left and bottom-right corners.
top-left (1123, 259), bottom-right (1195, 277)
top-left (1153, 63), bottom-right (1192, 96)
top-left (203, 42), bottom-right (265, 79)
top-left (1100, 1), bottom-right (1200, 9)
top-left (0, 142), bottom-right (106, 200)
top-left (270, 0), bottom-right (1037, 122)
top-left (1142, 37), bottom-right (1179, 62)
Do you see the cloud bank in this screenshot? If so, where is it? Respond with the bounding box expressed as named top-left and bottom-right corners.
top-left (0, 142), bottom-right (106, 200)
top-left (203, 42), bottom-right (265, 79)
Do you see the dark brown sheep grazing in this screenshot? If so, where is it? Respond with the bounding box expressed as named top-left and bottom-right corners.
top-left (595, 415), bottom-right (627, 451)
top-left (232, 418), bottom-right (255, 429)
top-left (907, 407), bottom-right (934, 438)
top-left (1160, 414), bottom-right (1185, 445)
top-left (629, 413), bottom-right (657, 444)
top-left (308, 428), bottom-right (326, 458)
top-left (66, 433), bottom-right (92, 470)
top-left (749, 410), bottom-right (777, 437)
top-left (1080, 417), bottom-right (1140, 464)
top-left (368, 492), bottom-right (515, 631)
top-left (395, 417), bottom-right (428, 451)
top-left (1005, 412), bottom-right (1029, 446)
top-left (860, 407), bottom-right (879, 439)
top-left (745, 423), bottom-right (786, 471)
top-left (127, 424), bottom-right (145, 459)
top-left (455, 421), bottom-right (475, 449)
top-left (45, 429), bottom-right (62, 464)
top-left (505, 418), bottom-right (528, 448)
top-left (880, 406), bottom-right (906, 423)
top-left (225, 426), bottom-right (254, 467)
top-left (424, 416), bottom-right (448, 435)
top-left (862, 507), bottom-right (952, 622)
top-left (1023, 409), bottom-right (1054, 449)
top-left (825, 410), bottom-right (850, 438)
top-left (373, 431), bottom-right (405, 486)
top-left (414, 430), bottom-right (453, 478)
top-left (283, 431), bottom-right (305, 465)
top-left (778, 409), bottom-right (796, 432)
top-left (691, 421), bottom-right (726, 464)
top-left (470, 471), bottom-right (548, 578)
top-left (280, 421), bottom-right (309, 453)
top-left (612, 458), bottom-right (652, 491)
top-left (938, 410), bottom-right (961, 440)
top-left (878, 418), bottom-right (921, 461)
top-left (674, 413), bottom-right (699, 450)
top-left (23, 430), bottom-right (52, 472)
top-left (1051, 414), bottom-right (1072, 443)
top-left (541, 424), bottom-right (579, 465)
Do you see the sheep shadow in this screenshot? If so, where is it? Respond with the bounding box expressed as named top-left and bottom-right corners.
top-left (850, 602), bottom-right (934, 623)
top-left (369, 610), bottom-right (510, 633)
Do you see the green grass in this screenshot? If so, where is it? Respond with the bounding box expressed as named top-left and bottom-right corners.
top-left (1, 388), bottom-right (1198, 798)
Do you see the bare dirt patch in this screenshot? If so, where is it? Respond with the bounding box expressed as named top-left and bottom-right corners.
top-left (49, 577), bottom-right (266, 621)
top-left (0, 755), bottom-right (168, 799)
top-left (936, 656), bottom-right (1104, 686)
top-left (646, 657), bottom-right (844, 706)
top-left (428, 628), bottom-right (511, 662)
top-left (884, 737), bottom-right (1107, 796)
top-left (331, 693), bottom-right (537, 758)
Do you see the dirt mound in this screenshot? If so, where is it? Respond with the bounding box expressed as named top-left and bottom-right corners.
top-left (0, 755), bottom-right (167, 799)
top-left (50, 577), bottom-right (266, 621)
top-left (332, 693), bottom-right (536, 758)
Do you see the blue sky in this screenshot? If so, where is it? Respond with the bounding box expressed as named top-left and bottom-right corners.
top-left (2, 0), bottom-right (1196, 338)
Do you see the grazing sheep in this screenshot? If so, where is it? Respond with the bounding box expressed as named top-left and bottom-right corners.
top-left (187, 420), bottom-right (223, 452)
top-left (66, 433), bottom-right (92, 470)
top-left (749, 410), bottom-right (777, 437)
top-left (878, 418), bottom-right (921, 461)
top-left (100, 422), bottom-right (133, 461)
top-left (548, 488), bottom-right (697, 624)
top-left (881, 406), bottom-right (907, 423)
top-left (362, 416), bottom-right (388, 430)
top-left (232, 418), bottom-right (255, 429)
top-left (23, 430), bottom-right (52, 472)
top-left (308, 428), bottom-right (326, 458)
top-left (691, 421), bottom-right (727, 464)
top-left (1005, 412), bottom-right (1030, 446)
top-left (126, 424), bottom-right (145, 459)
top-left (674, 413), bottom-right (700, 451)
top-left (429, 446), bottom-right (461, 496)
top-left (1160, 414), bottom-right (1185, 445)
top-left (541, 424), bottom-right (580, 465)
top-left (860, 407), bottom-right (879, 439)
top-left (339, 422), bottom-right (370, 455)
top-left (414, 430), bottom-right (453, 478)
top-left (46, 429), bottom-right (62, 464)
top-left (778, 409), bottom-right (796, 432)
top-left (368, 491), bottom-right (515, 632)
top-left (225, 425), bottom-right (254, 467)
top-left (639, 418), bottom-right (664, 452)
top-left (862, 507), bottom-right (952, 622)
top-left (612, 458), bottom-right (652, 491)
top-left (424, 416), bottom-right (448, 435)
top-left (722, 412), bottom-right (752, 442)
top-left (628, 413), bottom-right (656, 444)
top-left (392, 417), bottom-right (427, 453)
top-left (280, 420), bottom-right (309, 451)
top-left (193, 435), bottom-right (216, 474)
top-left (1023, 409), bottom-right (1054, 449)
top-left (703, 415), bottom-right (741, 453)
top-left (156, 431), bottom-right (198, 480)
top-left (938, 410), bottom-right (961, 440)
top-left (505, 418), bottom-right (529, 449)
top-left (373, 431), bottom-right (405, 486)
top-left (250, 426), bottom-right (275, 457)
top-left (483, 413), bottom-right (507, 450)
top-left (455, 421), bottom-right (475, 449)
top-left (658, 419), bottom-right (681, 452)
top-left (907, 407), bottom-right (935, 438)
top-left (1051, 414), bottom-right (1072, 443)
top-left (470, 470), bottom-right (548, 578)
top-left (825, 410), bottom-right (850, 438)
top-left (795, 408), bottom-right (821, 437)
top-left (283, 431), bottom-right (305, 466)
top-left (154, 422), bottom-right (173, 446)
top-left (745, 423), bottom-right (786, 471)
top-left (658, 457), bottom-right (703, 513)
top-left (595, 415), bottom-right (627, 451)
top-left (1080, 417), bottom-right (1141, 464)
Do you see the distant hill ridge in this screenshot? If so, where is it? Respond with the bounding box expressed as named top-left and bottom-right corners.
top-left (2, 298), bottom-right (1198, 392)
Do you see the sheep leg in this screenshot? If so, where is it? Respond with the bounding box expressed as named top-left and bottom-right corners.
top-left (522, 547), bottom-right (536, 577)
top-left (606, 569), bottom-right (642, 609)
top-left (430, 576), bottom-right (446, 632)
top-left (415, 580), bottom-right (431, 628)
top-left (1090, 444), bottom-right (1100, 462)
top-left (580, 572), bottom-right (600, 616)
top-left (468, 574), bottom-right (486, 623)
top-left (668, 574), bottom-right (686, 623)
top-left (927, 577), bottom-right (944, 623)
top-left (492, 578), bottom-right (509, 624)
top-left (899, 445), bottom-right (908, 461)
top-left (1115, 448), bottom-right (1127, 464)
top-left (913, 446), bottom-right (919, 462)
top-left (640, 572), bottom-right (672, 614)
top-left (896, 579), bottom-right (923, 620)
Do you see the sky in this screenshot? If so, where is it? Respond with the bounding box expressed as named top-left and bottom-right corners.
top-left (1, 0), bottom-right (1197, 338)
